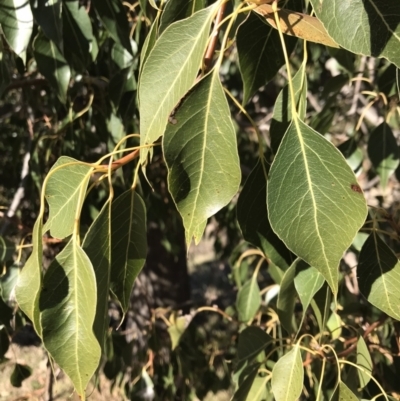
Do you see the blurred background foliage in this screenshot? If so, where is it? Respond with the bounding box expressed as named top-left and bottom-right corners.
top-left (0, 0), bottom-right (400, 400)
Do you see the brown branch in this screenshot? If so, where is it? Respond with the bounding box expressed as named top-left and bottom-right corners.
top-left (107, 148), bottom-right (140, 170)
top-left (203, 2), bottom-right (227, 74)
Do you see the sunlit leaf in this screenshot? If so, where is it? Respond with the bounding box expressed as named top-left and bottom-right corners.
top-left (326, 311), bottom-right (342, 340)
top-left (293, 261), bottom-right (324, 311)
top-left (30, 0), bottom-right (63, 52)
top-left (267, 119), bottom-right (368, 295)
top-left (159, 0), bottom-right (206, 34)
top-left (0, 0), bottom-right (33, 61)
top-left (140, 3), bottom-right (218, 164)
top-left (110, 190), bottom-right (147, 314)
top-left (138, 14), bottom-right (159, 78)
top-left (168, 315), bottom-right (190, 350)
top-left (254, 3), bottom-right (339, 48)
top-left (237, 326), bottom-right (272, 364)
top-left (82, 201), bottom-right (111, 352)
top-left (271, 343), bottom-right (303, 401)
top-left (236, 277), bottom-right (261, 323)
top-left (39, 238), bottom-right (101, 398)
top-left (163, 70), bottom-right (241, 243)
top-left (270, 61), bottom-right (307, 153)
top-left (357, 336), bottom-right (372, 388)
top-left (63, 0), bottom-right (98, 71)
top-left (43, 156), bottom-right (92, 239)
top-left (10, 363), bottom-right (32, 387)
top-left (92, 0), bottom-right (132, 54)
top-left (237, 11), bottom-right (297, 104)
top-left (338, 381), bottom-right (359, 401)
top-left (15, 219), bottom-right (42, 335)
top-left (367, 122), bottom-right (399, 190)
top-left (277, 260), bottom-right (297, 334)
top-left (33, 31), bottom-right (71, 103)
top-left (358, 231), bottom-right (400, 320)
top-left (310, 0), bottom-right (400, 68)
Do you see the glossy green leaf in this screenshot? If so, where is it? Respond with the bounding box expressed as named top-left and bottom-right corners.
top-left (271, 343), bottom-right (303, 401)
top-left (92, 0), bottom-right (132, 54)
top-left (310, 0), bottom-right (400, 68)
top-left (0, 0), bottom-right (33, 60)
top-left (294, 261), bottom-right (324, 311)
top-left (33, 31), bottom-right (71, 103)
top-left (15, 219), bottom-right (42, 334)
top-left (269, 61), bottom-right (307, 154)
top-left (110, 190), bottom-right (147, 314)
top-left (357, 336), bottom-right (372, 388)
top-left (39, 238), bottom-right (101, 398)
top-left (237, 160), bottom-right (294, 270)
top-left (236, 277), bottom-right (261, 323)
top-left (338, 381), bottom-right (359, 401)
top-left (140, 3), bottom-right (218, 164)
top-left (82, 201), bottom-right (111, 352)
top-left (358, 231), bottom-right (400, 320)
top-left (237, 11), bottom-right (297, 105)
top-left (237, 326), bottom-right (272, 364)
top-left (367, 122), bottom-right (400, 190)
top-left (160, 0), bottom-right (206, 34)
top-left (277, 260), bottom-right (297, 334)
top-left (163, 70), bottom-right (241, 244)
top-left (43, 156), bottom-right (92, 239)
top-left (0, 326), bottom-right (9, 358)
top-left (10, 363), bottom-right (32, 387)
top-left (267, 119), bottom-right (368, 295)
top-left (30, 0), bottom-right (63, 52)
top-left (63, 0), bottom-right (98, 72)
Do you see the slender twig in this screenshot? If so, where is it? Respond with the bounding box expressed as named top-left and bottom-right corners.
top-left (203, 2), bottom-right (227, 74)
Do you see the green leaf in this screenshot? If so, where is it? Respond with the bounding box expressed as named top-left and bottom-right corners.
top-left (237, 11), bottom-right (297, 105)
top-left (0, 296), bottom-right (13, 326)
top-left (293, 261), bottom-right (324, 311)
top-left (10, 363), bottom-right (32, 387)
top-left (33, 31), bottom-right (71, 103)
top-left (232, 367), bottom-right (261, 401)
top-left (310, 283), bottom-right (331, 333)
top-left (271, 343), bottom-right (303, 401)
top-left (138, 14), bottom-right (159, 78)
top-left (63, 0), bottom-right (98, 72)
top-left (367, 122), bottom-right (400, 190)
top-left (338, 138), bottom-right (363, 174)
top-left (39, 238), bottom-right (101, 398)
top-left (237, 326), bottom-right (272, 364)
top-left (0, 264), bottom-right (19, 301)
top-left (246, 376), bottom-right (269, 401)
top-left (163, 70), bottom-right (241, 244)
top-left (267, 119), bottom-right (368, 295)
top-left (269, 61), bottom-right (307, 154)
top-left (0, 0), bottom-right (33, 60)
top-left (30, 0), bottom-right (63, 52)
top-left (43, 156), bottom-right (92, 239)
top-left (82, 201), bottom-right (111, 353)
top-left (277, 260), bottom-right (298, 334)
top-left (357, 336), bottom-right (372, 388)
top-left (358, 231), bottom-right (400, 321)
top-left (0, 236), bottom-right (15, 264)
top-left (310, 0), bottom-right (400, 68)
top-left (15, 219), bottom-right (42, 334)
top-left (338, 381), bottom-right (359, 401)
top-left (160, 0), bottom-right (206, 34)
top-left (140, 3), bottom-right (218, 164)
top-left (92, 0), bottom-right (132, 54)
top-left (326, 311), bottom-right (342, 340)
top-left (167, 315), bottom-right (190, 350)
top-left (237, 159), bottom-right (294, 270)
top-left (110, 190), bottom-right (147, 314)
top-left (236, 277), bottom-right (261, 323)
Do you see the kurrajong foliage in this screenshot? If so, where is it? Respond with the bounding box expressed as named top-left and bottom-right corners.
top-left (0, 0), bottom-right (400, 400)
